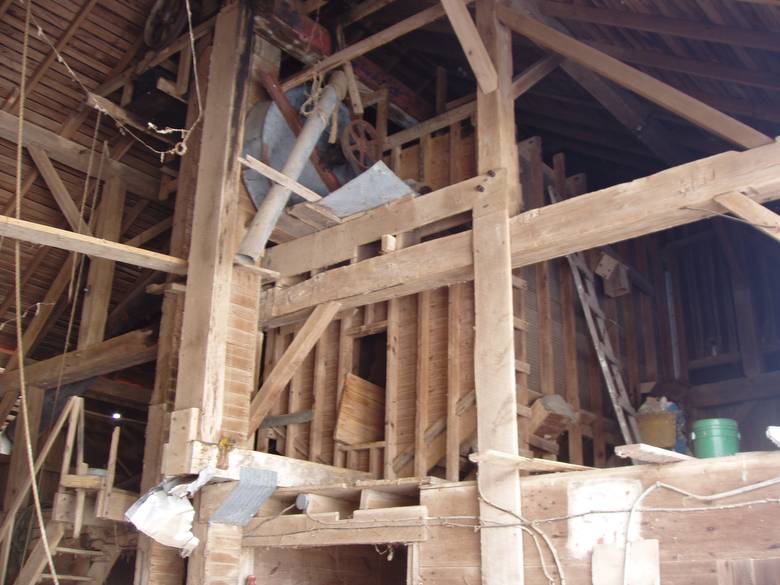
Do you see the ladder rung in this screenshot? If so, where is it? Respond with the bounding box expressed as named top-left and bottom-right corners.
top-left (55, 546), bottom-right (104, 557)
top-left (40, 575), bottom-right (92, 582)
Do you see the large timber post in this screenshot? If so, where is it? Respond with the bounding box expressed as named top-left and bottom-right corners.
top-left (473, 0), bottom-right (525, 583)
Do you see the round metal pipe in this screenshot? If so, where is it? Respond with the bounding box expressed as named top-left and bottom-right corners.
top-left (235, 71), bottom-right (349, 265)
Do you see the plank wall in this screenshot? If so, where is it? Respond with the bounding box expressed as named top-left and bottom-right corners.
top-left (257, 125), bottom-right (662, 475)
top-left (418, 452), bottom-right (780, 585)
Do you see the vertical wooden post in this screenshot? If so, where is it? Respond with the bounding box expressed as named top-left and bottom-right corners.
top-left (173, 1), bottom-right (252, 443)
top-left (414, 290), bottom-right (431, 476)
top-left (474, 0), bottom-right (523, 582)
top-left (77, 176), bottom-right (126, 349)
top-left (446, 284), bottom-right (463, 481)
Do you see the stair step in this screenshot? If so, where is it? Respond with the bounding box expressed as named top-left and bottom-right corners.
top-left (55, 546), bottom-right (104, 557)
top-left (40, 574), bottom-right (92, 582)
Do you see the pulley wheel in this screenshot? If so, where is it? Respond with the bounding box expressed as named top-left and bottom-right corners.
top-left (144, 0), bottom-right (188, 49)
top-left (340, 119), bottom-right (381, 172)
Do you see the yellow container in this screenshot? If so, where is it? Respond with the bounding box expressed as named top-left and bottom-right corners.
top-left (637, 412), bottom-right (677, 449)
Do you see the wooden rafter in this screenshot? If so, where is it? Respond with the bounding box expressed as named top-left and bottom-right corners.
top-left (539, 1), bottom-right (780, 52)
top-left (496, 6), bottom-right (772, 150)
top-left (3, 0), bottom-right (100, 112)
top-left (440, 0), bottom-right (498, 93)
top-left (281, 1), bottom-right (474, 91)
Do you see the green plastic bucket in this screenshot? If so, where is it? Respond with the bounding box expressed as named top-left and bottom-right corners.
top-left (691, 418), bottom-right (740, 458)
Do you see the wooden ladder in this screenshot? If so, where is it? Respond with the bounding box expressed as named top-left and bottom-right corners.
top-left (548, 186), bottom-right (641, 446)
top-left (14, 520), bottom-right (121, 585)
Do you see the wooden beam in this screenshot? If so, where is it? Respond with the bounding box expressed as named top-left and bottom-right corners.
top-left (27, 147), bottom-right (91, 235)
top-left (511, 53), bottom-right (563, 97)
top-left (715, 192), bottom-right (780, 244)
top-left (383, 55), bottom-right (558, 151)
top-left (344, 0), bottom-right (398, 24)
top-left (248, 302), bottom-right (341, 434)
top-left (259, 139), bottom-right (780, 325)
top-left (264, 170), bottom-right (504, 276)
top-left (496, 6), bottom-right (771, 150)
top-left (440, 0), bottom-right (498, 93)
top-left (0, 329), bottom-right (158, 395)
top-left (587, 40), bottom-right (780, 92)
top-left (172, 2), bottom-right (254, 444)
top-left (122, 217), bottom-right (173, 248)
top-left (539, 1), bottom-right (780, 52)
top-left (0, 215), bottom-right (187, 274)
top-left (281, 2), bottom-right (471, 91)
top-left (0, 111), bottom-right (159, 199)
top-left (77, 176), bottom-right (126, 349)
top-left (239, 156), bottom-right (321, 202)
top-left (473, 0), bottom-right (524, 582)
top-left (446, 283), bottom-right (463, 481)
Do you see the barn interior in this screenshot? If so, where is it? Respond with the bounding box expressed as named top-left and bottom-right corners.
top-left (1, 0), bottom-right (780, 583)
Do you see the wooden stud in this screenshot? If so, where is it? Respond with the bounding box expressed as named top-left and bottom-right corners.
top-left (414, 290), bottom-right (431, 476)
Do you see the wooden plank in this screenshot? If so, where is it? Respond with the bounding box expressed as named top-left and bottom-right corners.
top-left (0, 111), bottom-right (159, 198)
top-left (77, 176), bottom-right (126, 349)
top-left (27, 146), bottom-right (92, 235)
top-left (239, 155), bottom-right (321, 202)
top-left (440, 0), bottom-right (498, 93)
top-left (614, 443), bottom-right (693, 464)
top-left (469, 449), bottom-right (591, 471)
top-left (0, 214), bottom-right (187, 274)
top-left (259, 140), bottom-right (780, 325)
top-left (249, 302), bottom-right (342, 434)
top-left (495, 6), bottom-right (771, 149)
top-left (334, 373), bottom-right (385, 445)
top-left (281, 3), bottom-right (469, 91)
top-left (122, 217), bottom-right (173, 248)
top-left (415, 290), bottom-right (431, 476)
top-left (179, 440), bottom-right (372, 483)
top-left (716, 192), bottom-right (780, 244)
top-left (0, 330), bottom-right (158, 395)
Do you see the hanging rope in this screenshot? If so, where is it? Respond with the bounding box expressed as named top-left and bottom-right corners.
top-left (12, 1), bottom-right (60, 582)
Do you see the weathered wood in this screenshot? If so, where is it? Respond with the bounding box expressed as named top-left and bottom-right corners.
top-left (173, 1), bottom-right (253, 443)
top-left (470, 449), bottom-right (591, 471)
top-left (614, 443), bottom-right (693, 464)
top-left (0, 330), bottom-right (158, 395)
top-left (716, 191), bottom-right (780, 244)
top-left (0, 111), bottom-right (159, 198)
top-left (249, 302), bottom-right (342, 434)
top-left (0, 214), bottom-right (187, 274)
top-left (260, 140), bottom-right (780, 325)
top-left (27, 146), bottom-right (92, 235)
top-left (281, 3), bottom-right (471, 91)
top-left (440, 0), bottom-right (498, 93)
top-left (474, 2), bottom-right (524, 581)
top-left (240, 155), bottom-right (321, 202)
top-left (77, 176), bottom-right (127, 349)
top-left (496, 6), bottom-right (771, 149)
